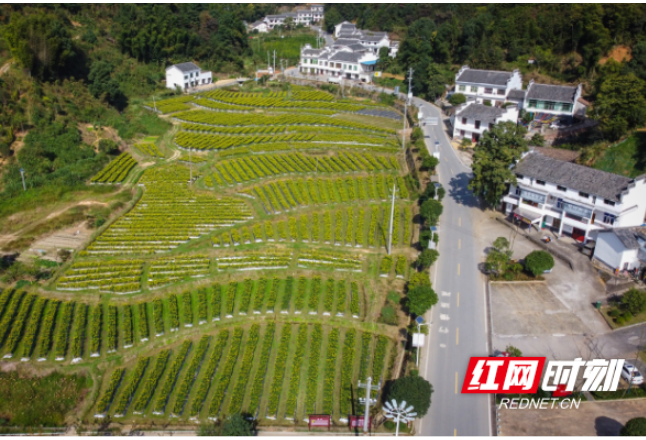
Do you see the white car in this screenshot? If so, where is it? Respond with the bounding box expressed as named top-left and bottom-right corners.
top-left (621, 363), bottom-right (644, 385)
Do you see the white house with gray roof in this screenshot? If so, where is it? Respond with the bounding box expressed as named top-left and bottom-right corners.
top-left (332, 21), bottom-right (397, 57)
top-left (299, 44), bottom-right (378, 82)
top-left (522, 80), bottom-right (587, 121)
top-left (165, 62), bottom-right (212, 91)
top-left (455, 65), bottom-right (523, 106)
top-left (503, 150), bottom-right (646, 243)
top-left (593, 226), bottom-right (646, 273)
top-left (450, 102), bottom-right (519, 143)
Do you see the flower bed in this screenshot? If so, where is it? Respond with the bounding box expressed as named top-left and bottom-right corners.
top-left (171, 336), bottom-right (210, 416)
top-left (113, 357), bottom-right (150, 417)
top-left (153, 341), bottom-right (191, 415)
top-left (188, 330), bottom-right (229, 418)
top-left (247, 323), bottom-right (275, 416)
top-left (298, 250), bottom-right (363, 272)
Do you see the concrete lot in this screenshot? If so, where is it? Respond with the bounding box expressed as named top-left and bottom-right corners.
top-left (491, 281), bottom-right (588, 337)
top-left (500, 399), bottom-right (646, 436)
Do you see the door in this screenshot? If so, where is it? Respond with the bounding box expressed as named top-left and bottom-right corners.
top-left (572, 228), bottom-right (585, 242)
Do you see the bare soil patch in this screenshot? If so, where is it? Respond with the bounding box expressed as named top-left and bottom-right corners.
top-left (600, 45), bottom-right (632, 64)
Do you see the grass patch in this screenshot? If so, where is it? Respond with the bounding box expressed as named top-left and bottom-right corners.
top-left (600, 306), bottom-right (646, 329)
top-left (251, 30), bottom-right (318, 67)
top-left (0, 370), bottom-right (89, 428)
top-left (592, 386), bottom-right (646, 400)
top-left (593, 132), bottom-right (646, 178)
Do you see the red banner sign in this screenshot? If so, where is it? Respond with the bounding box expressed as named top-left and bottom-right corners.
top-left (349, 415), bottom-right (371, 430)
top-left (462, 357), bottom-right (546, 394)
top-left (308, 415), bottom-right (331, 431)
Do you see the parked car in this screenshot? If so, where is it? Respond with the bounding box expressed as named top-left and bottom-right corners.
top-left (621, 363), bottom-right (644, 385)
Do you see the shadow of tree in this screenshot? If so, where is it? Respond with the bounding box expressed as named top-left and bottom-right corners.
top-left (447, 172), bottom-right (483, 209)
top-left (594, 416), bottom-right (624, 436)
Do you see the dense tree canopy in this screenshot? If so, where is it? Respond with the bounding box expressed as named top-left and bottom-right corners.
top-left (469, 122), bottom-right (528, 208)
top-left (386, 375), bottom-right (434, 417)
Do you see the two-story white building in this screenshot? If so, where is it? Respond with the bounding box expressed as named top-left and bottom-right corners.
top-left (299, 44), bottom-right (377, 82)
top-left (521, 80), bottom-right (588, 126)
top-left (165, 62), bottom-right (212, 91)
top-left (450, 102), bottom-right (519, 143)
top-left (454, 65), bottom-right (523, 106)
top-left (332, 21), bottom-right (398, 57)
top-left (503, 150), bottom-right (646, 244)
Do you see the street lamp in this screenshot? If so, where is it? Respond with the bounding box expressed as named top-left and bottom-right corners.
top-left (383, 399), bottom-right (417, 437)
top-left (413, 315), bottom-right (428, 367)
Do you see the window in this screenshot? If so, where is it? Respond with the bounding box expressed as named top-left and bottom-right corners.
top-left (459, 85), bottom-right (466, 92)
top-left (184, 75), bottom-right (188, 80)
top-left (603, 213), bottom-right (616, 225)
top-left (312, 59), bottom-right (318, 65)
top-left (497, 89), bottom-right (505, 95)
top-left (354, 65), bottom-right (358, 71)
top-left (557, 185), bottom-right (567, 192)
top-left (461, 117), bottom-right (467, 125)
top-left (528, 99), bottom-right (538, 108)
top-left (460, 130), bottom-right (465, 137)
top-left (484, 87), bottom-right (493, 94)
top-left (536, 180), bottom-right (546, 186)
top-left (475, 120), bottom-right (481, 129)
top-left (604, 199), bottom-right (616, 206)
top-left (561, 103), bottom-right (573, 112)
top-left (471, 86), bottom-right (478, 93)
top-left (579, 191), bottom-right (589, 199)
top-left (516, 174), bottom-right (524, 180)
top-left (190, 72), bottom-right (193, 78)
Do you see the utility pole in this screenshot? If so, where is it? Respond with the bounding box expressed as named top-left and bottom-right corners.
top-left (267, 51), bottom-right (270, 71)
top-left (402, 67), bottom-right (414, 151)
top-left (358, 377), bottom-right (380, 434)
top-left (20, 168), bottom-right (26, 191)
top-left (273, 49), bottom-right (276, 78)
top-left (387, 184), bottom-right (396, 255)
top-left (189, 148), bottom-right (193, 184)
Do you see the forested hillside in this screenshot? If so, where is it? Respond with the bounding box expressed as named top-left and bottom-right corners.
top-left (1, 3), bottom-right (646, 215)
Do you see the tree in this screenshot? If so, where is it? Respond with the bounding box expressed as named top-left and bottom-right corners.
top-left (421, 156), bottom-right (439, 172)
top-left (485, 237), bottom-right (513, 275)
top-left (408, 272), bottom-right (431, 290)
top-left (523, 250), bottom-right (554, 277)
top-left (621, 288), bottom-right (646, 316)
top-left (621, 417), bottom-right (646, 436)
top-left (4, 12), bottom-right (77, 80)
top-left (283, 17), bottom-right (294, 30)
top-left (89, 61), bottom-right (127, 110)
top-left (378, 46), bottom-right (392, 71)
top-left (197, 414), bottom-right (254, 436)
top-left (406, 285), bottom-right (438, 316)
top-left (449, 93), bottom-right (466, 106)
top-left (417, 249), bottom-right (439, 270)
top-left (529, 133), bottom-right (545, 147)
top-left (505, 345), bottom-right (522, 357)
top-left (469, 121), bottom-right (528, 207)
top-left (386, 375), bottom-right (433, 417)
top-left (594, 73), bottom-right (646, 141)
top-left (420, 199), bottom-right (443, 226)
top-left (324, 7), bottom-right (343, 33)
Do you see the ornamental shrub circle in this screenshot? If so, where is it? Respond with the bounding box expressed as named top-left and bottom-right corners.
top-left (524, 250), bottom-right (554, 277)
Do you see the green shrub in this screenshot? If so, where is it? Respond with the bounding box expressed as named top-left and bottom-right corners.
top-left (524, 250), bottom-right (554, 276)
top-left (448, 93), bottom-right (466, 106)
top-left (621, 417), bottom-right (646, 436)
top-left (621, 288), bottom-right (646, 316)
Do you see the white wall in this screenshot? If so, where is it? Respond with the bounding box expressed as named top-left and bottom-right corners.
top-left (616, 177), bottom-right (646, 227)
top-left (594, 232), bottom-right (640, 270)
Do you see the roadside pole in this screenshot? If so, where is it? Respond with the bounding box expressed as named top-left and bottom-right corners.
top-left (358, 377), bottom-right (380, 434)
top-left (388, 184), bottom-right (396, 255)
top-left (20, 168), bottom-right (26, 191)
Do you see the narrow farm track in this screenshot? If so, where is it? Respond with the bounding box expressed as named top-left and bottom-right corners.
top-left (2, 85), bottom-right (416, 429)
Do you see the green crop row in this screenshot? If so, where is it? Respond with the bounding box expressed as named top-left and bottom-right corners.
top-left (188, 330), bottom-right (229, 417)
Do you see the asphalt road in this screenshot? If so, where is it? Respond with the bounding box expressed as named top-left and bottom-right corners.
top-left (414, 100), bottom-right (491, 436)
top-left (284, 25), bottom-right (492, 434)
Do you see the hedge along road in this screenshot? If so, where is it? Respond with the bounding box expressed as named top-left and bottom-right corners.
top-left (415, 98), bottom-right (490, 436)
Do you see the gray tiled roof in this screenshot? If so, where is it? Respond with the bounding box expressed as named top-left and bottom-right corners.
top-left (168, 62), bottom-right (200, 72)
top-left (360, 35), bottom-right (386, 42)
top-left (456, 68), bottom-right (512, 86)
top-left (456, 103), bottom-right (505, 125)
top-left (605, 227), bottom-right (646, 249)
top-left (526, 83), bottom-right (577, 103)
top-left (329, 51), bottom-right (360, 63)
top-left (514, 152), bottom-right (634, 202)
top-left (507, 89), bottom-right (526, 100)
top-left (302, 49), bottom-right (323, 56)
top-left (333, 38), bottom-right (360, 46)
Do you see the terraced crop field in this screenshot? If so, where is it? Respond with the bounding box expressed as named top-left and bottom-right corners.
top-left (6, 85), bottom-right (412, 428)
